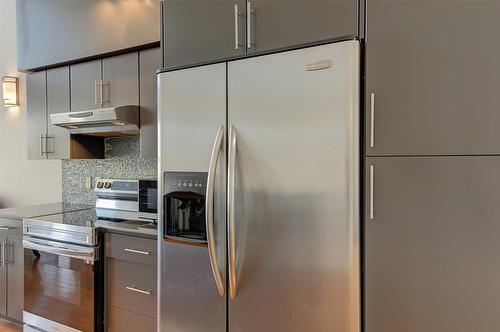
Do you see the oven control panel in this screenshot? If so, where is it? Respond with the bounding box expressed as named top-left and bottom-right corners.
top-left (164, 172), bottom-right (208, 196)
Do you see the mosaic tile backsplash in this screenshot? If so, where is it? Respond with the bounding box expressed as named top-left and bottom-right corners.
top-left (62, 136), bottom-right (157, 205)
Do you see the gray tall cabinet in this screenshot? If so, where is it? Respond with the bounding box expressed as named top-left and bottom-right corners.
top-left (365, 1), bottom-right (500, 332)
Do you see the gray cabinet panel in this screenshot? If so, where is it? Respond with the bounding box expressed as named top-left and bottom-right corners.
top-left (16, 0), bottom-right (160, 71)
top-left (249, 0), bottom-right (358, 53)
top-left (366, 1), bottom-right (500, 155)
top-left (105, 233), bottom-right (157, 267)
top-left (26, 71), bottom-right (47, 160)
top-left (102, 53), bottom-right (139, 107)
top-left (139, 48), bottom-right (161, 159)
top-left (163, 0), bottom-right (246, 68)
top-left (108, 306), bottom-right (156, 332)
top-left (107, 258), bottom-right (157, 318)
top-left (365, 157), bottom-right (500, 332)
top-left (6, 236), bottom-right (23, 322)
top-left (70, 60), bottom-right (101, 111)
top-left (47, 67), bottom-right (70, 159)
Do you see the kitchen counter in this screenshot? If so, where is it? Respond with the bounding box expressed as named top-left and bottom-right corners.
top-left (0, 202), bottom-right (92, 221)
top-left (95, 219), bottom-right (157, 239)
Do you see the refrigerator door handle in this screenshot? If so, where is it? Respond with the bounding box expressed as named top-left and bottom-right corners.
top-left (228, 125), bottom-right (238, 299)
top-left (206, 126), bottom-right (225, 297)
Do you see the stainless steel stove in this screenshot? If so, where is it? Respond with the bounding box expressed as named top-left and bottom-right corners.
top-left (22, 178), bottom-right (157, 332)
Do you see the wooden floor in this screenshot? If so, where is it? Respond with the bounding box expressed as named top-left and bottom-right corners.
top-left (0, 319), bottom-right (21, 332)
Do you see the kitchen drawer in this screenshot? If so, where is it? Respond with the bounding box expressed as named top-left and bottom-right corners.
top-left (107, 258), bottom-right (157, 318)
top-left (105, 233), bottom-right (156, 266)
top-left (108, 306), bottom-right (156, 332)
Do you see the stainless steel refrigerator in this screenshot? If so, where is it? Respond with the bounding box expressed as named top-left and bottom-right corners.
top-left (158, 40), bottom-right (360, 332)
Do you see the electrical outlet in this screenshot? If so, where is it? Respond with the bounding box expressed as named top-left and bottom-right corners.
top-left (85, 176), bottom-right (93, 189)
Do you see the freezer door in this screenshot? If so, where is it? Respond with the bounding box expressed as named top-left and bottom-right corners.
top-left (227, 41), bottom-right (360, 332)
top-left (158, 63), bottom-right (227, 332)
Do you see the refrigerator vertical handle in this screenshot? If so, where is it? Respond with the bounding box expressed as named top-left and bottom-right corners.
top-left (206, 126), bottom-right (225, 297)
top-left (369, 165), bottom-right (375, 220)
top-left (227, 125), bottom-right (238, 299)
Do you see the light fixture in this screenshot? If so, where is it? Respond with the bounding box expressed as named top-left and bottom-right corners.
top-left (2, 76), bottom-right (19, 107)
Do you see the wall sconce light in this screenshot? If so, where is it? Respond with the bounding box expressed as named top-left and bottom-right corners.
top-left (2, 76), bottom-right (19, 107)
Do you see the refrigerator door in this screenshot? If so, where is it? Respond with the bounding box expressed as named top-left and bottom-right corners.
top-left (227, 41), bottom-right (360, 332)
top-left (158, 63), bottom-right (227, 332)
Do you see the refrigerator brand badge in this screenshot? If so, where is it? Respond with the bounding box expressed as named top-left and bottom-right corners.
top-left (306, 59), bottom-right (333, 71)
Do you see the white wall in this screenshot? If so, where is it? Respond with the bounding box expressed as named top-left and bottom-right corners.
top-left (0, 0), bottom-right (62, 208)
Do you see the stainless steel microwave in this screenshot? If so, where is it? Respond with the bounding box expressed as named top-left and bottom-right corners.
top-left (139, 179), bottom-right (158, 221)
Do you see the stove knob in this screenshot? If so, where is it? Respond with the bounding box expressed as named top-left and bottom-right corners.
top-left (97, 182), bottom-right (104, 189)
top-left (105, 182), bottom-right (112, 189)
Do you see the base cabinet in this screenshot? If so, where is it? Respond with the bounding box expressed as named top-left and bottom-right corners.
top-left (105, 233), bottom-right (157, 332)
top-left (0, 219), bottom-right (23, 323)
top-left (365, 157), bottom-right (500, 332)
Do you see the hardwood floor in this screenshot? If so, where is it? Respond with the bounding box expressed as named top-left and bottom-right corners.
top-left (0, 319), bottom-right (21, 332)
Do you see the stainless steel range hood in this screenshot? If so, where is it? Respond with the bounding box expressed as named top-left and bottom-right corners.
top-left (50, 105), bottom-right (139, 136)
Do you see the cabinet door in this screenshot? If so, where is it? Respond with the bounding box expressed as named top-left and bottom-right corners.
top-left (163, 0), bottom-right (246, 68)
top-left (248, 0), bottom-right (358, 54)
top-left (102, 53), bottom-right (139, 107)
top-left (366, 1), bottom-right (500, 155)
top-left (47, 67), bottom-right (70, 159)
top-left (139, 48), bottom-right (161, 159)
top-left (70, 60), bottom-right (101, 111)
top-left (6, 231), bottom-right (23, 322)
top-left (365, 157), bottom-right (500, 332)
top-left (26, 71), bottom-right (47, 159)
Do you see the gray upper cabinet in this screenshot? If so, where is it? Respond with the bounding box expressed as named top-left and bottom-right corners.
top-left (248, 0), bottom-right (358, 54)
top-left (365, 157), bottom-right (500, 332)
top-left (163, 0), bottom-right (247, 68)
top-left (366, 1), bottom-right (500, 155)
top-left (26, 71), bottom-right (47, 160)
top-left (139, 48), bottom-right (161, 159)
top-left (47, 67), bottom-right (71, 159)
top-left (102, 53), bottom-right (139, 107)
top-left (16, 0), bottom-right (160, 71)
top-left (70, 60), bottom-right (102, 111)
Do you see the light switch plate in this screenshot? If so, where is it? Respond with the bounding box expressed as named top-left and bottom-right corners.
top-left (85, 176), bottom-right (93, 189)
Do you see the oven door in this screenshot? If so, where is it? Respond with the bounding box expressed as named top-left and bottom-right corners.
top-left (23, 237), bottom-right (100, 332)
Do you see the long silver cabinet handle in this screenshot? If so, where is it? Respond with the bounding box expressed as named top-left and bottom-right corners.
top-left (370, 93), bottom-right (375, 148)
top-left (369, 165), bottom-right (375, 220)
top-left (206, 126), bottom-right (225, 297)
top-left (124, 248), bottom-right (150, 255)
top-left (101, 81), bottom-right (110, 103)
top-left (40, 134), bottom-right (45, 156)
top-left (247, 2), bottom-right (255, 49)
top-left (45, 136), bottom-right (54, 155)
top-left (95, 80), bottom-right (100, 106)
top-left (228, 125), bottom-right (238, 299)
top-left (126, 286), bottom-right (152, 295)
top-left (234, 4), bottom-right (242, 50)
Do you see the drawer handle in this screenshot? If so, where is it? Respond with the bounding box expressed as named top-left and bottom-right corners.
top-left (124, 248), bottom-right (150, 255)
top-left (126, 286), bottom-right (152, 295)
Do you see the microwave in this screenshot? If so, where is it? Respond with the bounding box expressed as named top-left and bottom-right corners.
top-left (139, 179), bottom-right (158, 221)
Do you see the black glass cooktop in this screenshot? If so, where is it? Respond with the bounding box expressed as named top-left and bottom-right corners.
top-left (29, 208), bottom-right (97, 228)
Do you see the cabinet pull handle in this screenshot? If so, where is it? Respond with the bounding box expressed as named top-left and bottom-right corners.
top-left (247, 2), bottom-right (255, 49)
top-left (95, 80), bottom-right (100, 106)
top-left (45, 136), bottom-right (54, 155)
top-left (40, 134), bottom-right (45, 156)
top-left (101, 81), bottom-right (110, 104)
top-left (126, 286), bottom-right (152, 295)
top-left (234, 4), bottom-right (243, 50)
top-left (370, 93), bottom-right (375, 148)
top-left (124, 248), bottom-right (150, 255)
top-left (369, 165), bottom-right (375, 220)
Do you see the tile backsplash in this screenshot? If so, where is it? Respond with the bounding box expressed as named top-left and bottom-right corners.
top-left (62, 136), bottom-right (157, 205)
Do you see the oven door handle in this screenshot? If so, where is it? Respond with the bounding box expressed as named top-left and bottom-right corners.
top-left (23, 238), bottom-right (96, 262)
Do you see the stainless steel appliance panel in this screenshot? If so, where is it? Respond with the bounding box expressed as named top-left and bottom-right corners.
top-left (158, 63), bottom-right (227, 332)
top-left (227, 41), bottom-right (360, 332)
